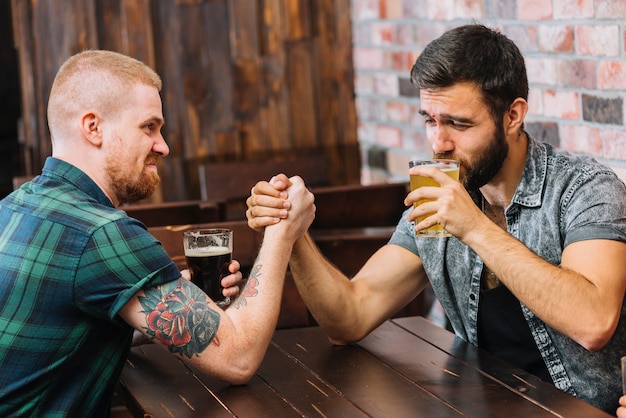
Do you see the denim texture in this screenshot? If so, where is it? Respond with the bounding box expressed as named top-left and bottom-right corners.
top-left (389, 136), bottom-right (626, 412)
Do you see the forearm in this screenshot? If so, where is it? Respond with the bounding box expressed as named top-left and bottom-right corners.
top-left (289, 233), bottom-right (368, 343)
top-left (218, 228), bottom-right (293, 376)
top-left (464, 221), bottom-right (623, 349)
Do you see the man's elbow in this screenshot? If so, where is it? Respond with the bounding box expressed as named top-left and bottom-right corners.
top-left (222, 367), bottom-right (255, 386)
top-left (214, 358), bottom-right (259, 385)
top-left (576, 317), bottom-right (618, 351)
top-left (325, 326), bottom-right (369, 346)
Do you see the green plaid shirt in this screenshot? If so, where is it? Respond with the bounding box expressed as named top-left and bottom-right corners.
top-left (0, 158), bottom-right (180, 416)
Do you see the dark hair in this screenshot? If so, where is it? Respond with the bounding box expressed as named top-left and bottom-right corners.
top-left (410, 24), bottom-right (528, 124)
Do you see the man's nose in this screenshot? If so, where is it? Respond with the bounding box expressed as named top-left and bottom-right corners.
top-left (429, 126), bottom-right (454, 154)
top-left (153, 134), bottom-right (169, 157)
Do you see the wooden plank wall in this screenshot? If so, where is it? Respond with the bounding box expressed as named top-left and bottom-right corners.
top-left (11, 0), bottom-right (360, 202)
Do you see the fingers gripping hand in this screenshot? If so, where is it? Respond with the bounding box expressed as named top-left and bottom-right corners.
top-left (246, 174), bottom-right (292, 231)
top-left (220, 260), bottom-right (243, 299)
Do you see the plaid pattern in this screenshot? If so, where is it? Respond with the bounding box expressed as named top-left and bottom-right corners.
top-left (0, 158), bottom-right (180, 416)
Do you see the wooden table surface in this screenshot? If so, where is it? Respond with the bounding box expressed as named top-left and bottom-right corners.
top-left (118, 316), bottom-right (611, 417)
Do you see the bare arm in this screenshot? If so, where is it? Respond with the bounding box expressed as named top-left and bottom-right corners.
top-left (289, 234), bottom-right (429, 344)
top-left (465, 222), bottom-right (626, 350)
top-left (247, 174), bottom-right (429, 344)
top-left (120, 177), bottom-right (315, 384)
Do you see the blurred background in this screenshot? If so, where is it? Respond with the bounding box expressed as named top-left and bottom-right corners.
top-left (2, 0), bottom-right (626, 202)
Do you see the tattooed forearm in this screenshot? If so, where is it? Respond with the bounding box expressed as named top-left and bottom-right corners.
top-left (138, 278), bottom-right (221, 358)
top-left (232, 264), bottom-right (261, 309)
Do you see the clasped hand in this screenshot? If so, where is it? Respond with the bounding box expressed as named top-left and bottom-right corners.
top-left (246, 174), bottom-right (315, 241)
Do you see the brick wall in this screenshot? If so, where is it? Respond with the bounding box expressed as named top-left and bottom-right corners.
top-left (351, 0), bottom-right (626, 184)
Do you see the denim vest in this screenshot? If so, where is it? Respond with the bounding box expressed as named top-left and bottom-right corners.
top-left (389, 136), bottom-right (626, 412)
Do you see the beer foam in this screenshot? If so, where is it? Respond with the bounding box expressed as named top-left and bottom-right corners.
top-left (184, 246), bottom-right (231, 257)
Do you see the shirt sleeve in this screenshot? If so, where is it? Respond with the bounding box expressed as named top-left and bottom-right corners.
top-left (75, 217), bottom-right (181, 320)
top-left (388, 207), bottom-right (420, 254)
top-left (561, 167), bottom-right (626, 247)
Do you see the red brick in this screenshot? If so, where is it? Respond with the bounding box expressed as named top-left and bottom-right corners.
top-left (372, 23), bottom-right (396, 45)
top-left (374, 74), bottom-right (399, 96)
top-left (415, 24), bottom-right (451, 48)
top-left (492, 0), bottom-right (517, 18)
top-left (396, 24), bottom-right (416, 46)
top-left (527, 87), bottom-right (544, 116)
top-left (526, 57), bottom-right (559, 85)
top-left (352, 0), bottom-right (380, 20)
top-left (427, 0), bottom-right (457, 20)
top-left (403, 0), bottom-right (428, 19)
top-left (386, 101), bottom-right (408, 123)
top-left (553, 0), bottom-right (594, 18)
top-left (596, 0), bottom-right (626, 18)
top-left (354, 48), bottom-right (384, 70)
top-left (560, 124), bottom-right (603, 156)
top-left (404, 131), bottom-right (431, 154)
top-left (603, 129), bottom-right (626, 159)
top-left (352, 23), bottom-right (371, 45)
top-left (538, 25), bottom-right (574, 52)
top-left (379, 0), bottom-right (403, 19)
top-left (598, 61), bottom-right (626, 90)
top-left (543, 90), bottom-right (580, 120)
top-left (376, 125), bottom-right (403, 147)
top-left (557, 59), bottom-right (596, 89)
top-left (388, 51), bottom-right (405, 72)
top-left (357, 121), bottom-right (376, 144)
top-left (386, 149), bottom-right (412, 178)
top-left (406, 51), bottom-right (420, 72)
top-left (354, 74), bottom-right (375, 95)
top-left (576, 26), bottom-right (620, 56)
top-left (453, 0), bottom-right (485, 19)
top-left (355, 97), bottom-right (379, 121)
top-left (518, 0), bottom-right (552, 20)
top-left (409, 104), bottom-right (425, 127)
top-left (502, 25), bottom-right (539, 53)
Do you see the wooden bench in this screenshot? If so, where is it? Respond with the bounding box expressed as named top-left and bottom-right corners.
top-left (198, 153), bottom-right (332, 221)
top-left (122, 200), bottom-right (220, 227)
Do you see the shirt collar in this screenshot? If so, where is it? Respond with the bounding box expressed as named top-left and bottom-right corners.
top-left (510, 134), bottom-right (547, 209)
top-left (41, 157), bottom-right (115, 208)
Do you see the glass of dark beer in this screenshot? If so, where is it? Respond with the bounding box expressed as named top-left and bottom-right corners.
top-left (183, 228), bottom-right (233, 307)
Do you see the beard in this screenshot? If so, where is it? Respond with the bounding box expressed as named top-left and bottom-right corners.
top-left (106, 153), bottom-right (161, 204)
top-left (434, 124), bottom-right (508, 192)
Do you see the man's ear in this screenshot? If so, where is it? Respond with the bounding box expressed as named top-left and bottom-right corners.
top-left (80, 112), bottom-right (103, 146)
top-left (505, 97), bottom-right (528, 136)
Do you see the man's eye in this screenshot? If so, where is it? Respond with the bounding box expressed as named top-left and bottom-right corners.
top-left (450, 120), bottom-right (469, 130)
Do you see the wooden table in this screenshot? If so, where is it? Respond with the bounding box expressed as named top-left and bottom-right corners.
top-left (118, 316), bottom-right (611, 417)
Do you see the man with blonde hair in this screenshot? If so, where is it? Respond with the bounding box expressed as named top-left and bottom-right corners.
top-left (0, 50), bottom-right (312, 416)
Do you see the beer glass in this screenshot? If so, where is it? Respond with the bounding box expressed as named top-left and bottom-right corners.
top-left (409, 159), bottom-right (460, 237)
top-left (183, 228), bottom-right (233, 307)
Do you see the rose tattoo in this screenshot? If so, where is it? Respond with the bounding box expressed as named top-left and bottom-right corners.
top-left (139, 279), bottom-right (220, 358)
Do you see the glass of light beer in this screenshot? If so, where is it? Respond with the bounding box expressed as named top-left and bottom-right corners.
top-left (409, 159), bottom-right (460, 237)
top-left (183, 228), bottom-right (233, 307)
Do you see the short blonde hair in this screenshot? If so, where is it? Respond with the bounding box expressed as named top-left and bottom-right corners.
top-left (47, 50), bottom-right (162, 142)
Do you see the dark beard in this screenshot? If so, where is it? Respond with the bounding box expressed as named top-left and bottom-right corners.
top-left (434, 126), bottom-right (508, 192)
